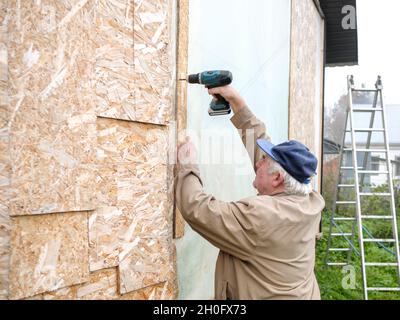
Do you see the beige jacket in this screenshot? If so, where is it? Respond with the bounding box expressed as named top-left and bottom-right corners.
top-left (176, 106), bottom-right (325, 300)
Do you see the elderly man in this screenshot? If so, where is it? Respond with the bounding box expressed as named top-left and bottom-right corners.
top-left (176, 85), bottom-right (325, 300)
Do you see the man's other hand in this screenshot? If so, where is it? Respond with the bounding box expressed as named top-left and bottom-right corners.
top-left (177, 137), bottom-right (198, 165)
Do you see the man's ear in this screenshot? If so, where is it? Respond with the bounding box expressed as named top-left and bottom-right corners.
top-left (272, 172), bottom-right (284, 188)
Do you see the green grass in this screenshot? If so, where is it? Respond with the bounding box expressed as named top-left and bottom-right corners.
top-left (315, 212), bottom-right (400, 300)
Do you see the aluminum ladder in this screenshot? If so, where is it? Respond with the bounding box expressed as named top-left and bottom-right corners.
top-left (324, 75), bottom-right (400, 300)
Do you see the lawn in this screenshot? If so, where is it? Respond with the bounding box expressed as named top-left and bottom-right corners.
top-left (315, 210), bottom-right (400, 300)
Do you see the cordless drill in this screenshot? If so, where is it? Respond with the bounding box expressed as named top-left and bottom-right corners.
top-left (187, 70), bottom-right (233, 116)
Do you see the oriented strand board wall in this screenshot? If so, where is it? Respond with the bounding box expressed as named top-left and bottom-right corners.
top-left (289, 0), bottom-right (324, 190)
top-left (1, 0), bottom-right (178, 300)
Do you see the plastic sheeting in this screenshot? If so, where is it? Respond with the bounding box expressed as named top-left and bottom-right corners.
top-left (176, 0), bottom-right (291, 299)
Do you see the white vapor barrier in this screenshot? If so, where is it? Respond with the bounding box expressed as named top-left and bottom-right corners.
top-left (175, 0), bottom-right (291, 299)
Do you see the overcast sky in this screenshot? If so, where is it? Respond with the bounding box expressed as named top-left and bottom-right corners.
top-left (325, 0), bottom-right (400, 108)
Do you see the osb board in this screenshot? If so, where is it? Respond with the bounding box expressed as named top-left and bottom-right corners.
top-left (6, 0), bottom-right (98, 216)
top-left (89, 206), bottom-right (121, 271)
top-left (96, 0), bottom-right (174, 125)
top-left (30, 268), bottom-right (176, 300)
top-left (96, 117), bottom-right (168, 165)
top-left (94, 162), bottom-right (171, 294)
top-left (120, 280), bottom-right (175, 300)
top-left (90, 188), bottom-right (170, 274)
top-left (173, 0), bottom-right (189, 239)
top-left (42, 268), bottom-right (118, 300)
top-left (9, 211), bottom-right (90, 299)
top-left (90, 117), bottom-right (172, 294)
top-left (0, 4), bottom-right (10, 299)
top-left (9, 114), bottom-right (97, 215)
top-left (91, 0), bottom-right (135, 122)
top-left (288, 0), bottom-right (324, 189)
top-left (3, 0), bottom-right (171, 127)
top-left (119, 236), bottom-right (170, 294)
top-left (132, 0), bottom-right (174, 125)
top-left (119, 242), bottom-right (177, 299)
top-left (6, 0), bottom-right (175, 216)
top-left (90, 118), bottom-right (170, 271)
top-left (106, 163), bottom-right (168, 225)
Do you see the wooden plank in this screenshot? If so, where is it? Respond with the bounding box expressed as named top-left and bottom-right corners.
top-left (173, 0), bottom-right (189, 239)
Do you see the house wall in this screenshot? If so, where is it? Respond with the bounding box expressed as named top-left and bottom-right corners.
top-left (0, 0), bottom-right (327, 300)
top-left (1, 0), bottom-right (178, 300)
top-left (289, 0), bottom-right (325, 191)
top-left (370, 149), bottom-right (400, 185)
top-left (392, 151), bottom-right (400, 180)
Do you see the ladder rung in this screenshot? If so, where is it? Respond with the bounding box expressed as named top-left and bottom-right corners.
top-left (361, 215), bottom-right (393, 220)
top-left (343, 148), bottom-right (387, 152)
top-left (332, 233), bottom-right (353, 236)
top-left (333, 217), bottom-right (356, 221)
top-left (363, 239), bottom-right (395, 243)
top-left (329, 248), bottom-right (351, 251)
top-left (327, 262), bottom-right (348, 266)
top-left (365, 262), bottom-right (398, 266)
top-left (351, 89), bottom-right (378, 92)
top-left (359, 192), bottom-right (391, 196)
top-left (353, 128), bottom-right (385, 132)
top-left (352, 107), bottom-right (383, 111)
top-left (367, 287), bottom-right (400, 292)
top-left (336, 201), bottom-right (356, 204)
top-left (354, 149), bottom-right (387, 153)
top-left (338, 184), bottom-right (355, 188)
top-left (358, 170), bottom-right (388, 174)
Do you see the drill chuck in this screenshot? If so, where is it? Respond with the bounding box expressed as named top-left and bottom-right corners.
top-left (188, 73), bottom-right (200, 84)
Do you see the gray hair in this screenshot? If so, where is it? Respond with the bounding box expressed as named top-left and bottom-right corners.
top-left (267, 158), bottom-right (313, 196)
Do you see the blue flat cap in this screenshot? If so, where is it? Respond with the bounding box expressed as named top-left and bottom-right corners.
top-left (256, 139), bottom-right (317, 184)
